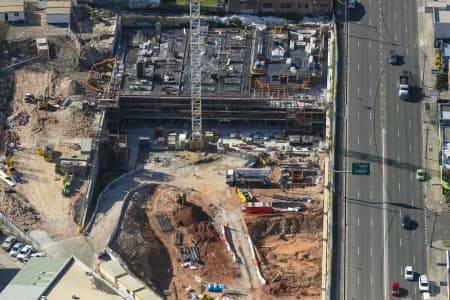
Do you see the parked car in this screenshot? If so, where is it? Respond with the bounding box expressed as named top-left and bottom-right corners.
top-left (9, 242), bottom-right (23, 257)
top-left (30, 252), bottom-right (46, 258)
top-left (1, 236), bottom-right (16, 251)
top-left (419, 275), bottom-right (430, 292)
top-left (391, 281), bottom-right (400, 296)
top-left (404, 266), bottom-right (414, 280)
top-left (17, 245), bottom-right (32, 262)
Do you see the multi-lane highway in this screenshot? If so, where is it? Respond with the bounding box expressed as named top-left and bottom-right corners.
top-left (334, 0), bottom-right (427, 299)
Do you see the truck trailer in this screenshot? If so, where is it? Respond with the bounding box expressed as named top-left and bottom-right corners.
top-left (226, 168), bottom-right (272, 186)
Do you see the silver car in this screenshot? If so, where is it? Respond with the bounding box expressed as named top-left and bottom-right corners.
top-left (1, 236), bottom-right (16, 251)
top-left (9, 242), bottom-right (23, 257)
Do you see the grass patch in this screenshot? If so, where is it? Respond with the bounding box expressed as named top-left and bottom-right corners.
top-left (176, 0), bottom-right (217, 7)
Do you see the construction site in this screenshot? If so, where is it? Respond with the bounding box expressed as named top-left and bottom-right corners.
top-left (0, 3), bottom-right (332, 300)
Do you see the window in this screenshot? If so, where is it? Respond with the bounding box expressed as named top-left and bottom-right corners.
top-left (14, 13), bottom-right (19, 17)
top-left (281, 2), bottom-right (291, 8)
top-left (263, 2), bottom-right (273, 7)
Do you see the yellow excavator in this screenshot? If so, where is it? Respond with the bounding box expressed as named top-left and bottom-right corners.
top-left (174, 191), bottom-right (186, 210)
top-left (37, 86), bottom-right (49, 110)
top-left (37, 144), bottom-right (54, 162)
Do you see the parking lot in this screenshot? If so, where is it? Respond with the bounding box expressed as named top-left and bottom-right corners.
top-left (0, 234), bottom-right (22, 291)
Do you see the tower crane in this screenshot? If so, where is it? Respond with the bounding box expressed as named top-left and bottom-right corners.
top-left (190, 0), bottom-right (203, 145)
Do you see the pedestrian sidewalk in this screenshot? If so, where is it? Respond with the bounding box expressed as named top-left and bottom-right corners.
top-left (418, 0), bottom-right (450, 298)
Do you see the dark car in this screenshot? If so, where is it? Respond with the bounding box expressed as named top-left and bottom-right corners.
top-left (389, 50), bottom-right (398, 65)
top-left (402, 215), bottom-right (411, 229)
top-left (391, 281), bottom-right (400, 296)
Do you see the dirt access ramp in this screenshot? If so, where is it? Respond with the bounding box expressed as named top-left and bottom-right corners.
top-left (244, 211), bottom-right (323, 299)
top-left (111, 184), bottom-right (237, 298)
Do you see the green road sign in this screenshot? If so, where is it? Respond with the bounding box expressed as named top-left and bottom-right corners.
top-left (352, 162), bottom-right (370, 175)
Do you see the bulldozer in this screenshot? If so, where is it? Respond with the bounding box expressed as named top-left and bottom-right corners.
top-left (174, 191), bottom-right (186, 210)
top-left (4, 156), bottom-right (16, 175)
top-left (37, 144), bottom-right (54, 162)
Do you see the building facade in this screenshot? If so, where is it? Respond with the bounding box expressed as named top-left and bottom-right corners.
top-left (225, 0), bottom-right (333, 16)
top-left (0, 0), bottom-right (25, 23)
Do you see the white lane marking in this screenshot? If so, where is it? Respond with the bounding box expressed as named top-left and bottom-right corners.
top-left (358, 275), bottom-right (360, 285)
top-left (400, 237), bottom-right (402, 247)
top-left (406, 48), bottom-right (409, 55)
top-left (400, 210), bottom-right (402, 217)
top-left (408, 119), bottom-right (411, 127)
top-left (410, 173), bottom-right (413, 180)
top-left (394, 34), bottom-right (397, 41)
top-left (398, 130), bottom-right (400, 137)
top-left (414, 286), bottom-right (417, 295)
top-left (370, 247), bottom-right (373, 256)
top-left (413, 229), bottom-right (415, 236)
top-left (357, 111), bottom-right (360, 120)
top-left (369, 87), bottom-right (372, 95)
top-left (357, 217), bottom-right (360, 227)
top-left (357, 189), bottom-right (360, 198)
top-left (357, 245), bottom-right (360, 255)
top-left (398, 182), bottom-right (401, 191)
top-left (370, 276), bottom-right (373, 286)
top-left (369, 64), bottom-right (372, 72)
top-left (369, 111), bottom-right (372, 120)
top-left (357, 87), bottom-right (360, 95)
top-left (369, 19), bottom-right (372, 26)
top-left (358, 136), bottom-right (360, 145)
top-left (394, 12), bottom-right (397, 19)
top-left (357, 40), bottom-right (360, 48)
top-left (396, 104), bottom-right (399, 112)
top-left (370, 218), bottom-right (373, 227)
top-left (413, 256), bottom-right (416, 265)
top-left (401, 266), bottom-right (403, 277)
top-left (411, 199), bottom-right (414, 206)
top-left (369, 137), bottom-right (372, 145)
top-left (357, 64), bottom-right (360, 72)
top-left (398, 155), bottom-right (400, 162)
top-left (369, 191), bottom-right (373, 199)
top-left (404, 3), bottom-right (407, 9)
top-left (406, 26), bottom-right (408, 33)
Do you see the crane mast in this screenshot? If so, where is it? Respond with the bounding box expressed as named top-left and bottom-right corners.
top-left (190, 0), bottom-right (202, 140)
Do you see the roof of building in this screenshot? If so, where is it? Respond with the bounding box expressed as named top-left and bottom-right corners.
top-left (117, 274), bottom-right (144, 292)
top-left (98, 260), bottom-right (127, 278)
top-left (45, 257), bottom-right (123, 300)
top-left (0, 257), bottom-right (70, 300)
top-left (46, 1), bottom-right (70, 15)
top-left (436, 9), bottom-right (450, 23)
top-left (0, 0), bottom-right (24, 13)
top-left (134, 287), bottom-right (161, 300)
top-left (440, 104), bottom-right (450, 121)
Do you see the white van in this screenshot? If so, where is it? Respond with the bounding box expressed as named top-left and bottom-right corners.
top-left (348, 0), bottom-right (356, 8)
top-left (422, 292), bottom-right (430, 300)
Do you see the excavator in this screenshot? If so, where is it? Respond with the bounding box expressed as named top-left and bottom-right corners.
top-left (174, 191), bottom-right (186, 210)
top-left (37, 144), bottom-right (54, 162)
top-left (36, 86), bottom-right (49, 110)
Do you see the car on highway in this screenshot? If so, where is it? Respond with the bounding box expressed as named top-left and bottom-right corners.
top-left (9, 242), bottom-right (23, 257)
top-left (391, 281), bottom-right (400, 296)
top-left (17, 245), bottom-right (32, 262)
top-left (419, 275), bottom-right (430, 292)
top-left (416, 169), bottom-right (426, 181)
top-left (402, 215), bottom-right (412, 229)
top-left (1, 236), bottom-right (16, 251)
top-left (404, 266), bottom-right (414, 280)
top-left (389, 50), bottom-right (398, 65)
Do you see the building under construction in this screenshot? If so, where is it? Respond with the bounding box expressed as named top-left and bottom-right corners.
top-left (86, 19), bottom-right (329, 136)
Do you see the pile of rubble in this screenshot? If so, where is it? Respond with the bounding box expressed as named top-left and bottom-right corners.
top-left (0, 191), bottom-right (41, 230)
top-left (7, 111), bottom-right (30, 128)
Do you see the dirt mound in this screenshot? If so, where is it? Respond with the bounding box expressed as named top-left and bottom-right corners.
top-left (0, 191), bottom-right (41, 230)
top-left (245, 212), bottom-right (322, 298)
top-left (174, 204), bottom-right (208, 227)
top-left (246, 213), bottom-right (322, 241)
top-left (112, 186), bottom-right (171, 295)
top-left (173, 202), bottom-right (237, 282)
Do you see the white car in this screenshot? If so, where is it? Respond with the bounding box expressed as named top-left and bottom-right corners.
top-left (9, 242), bottom-right (23, 257)
top-left (419, 274), bottom-right (430, 292)
top-left (17, 245), bottom-right (32, 262)
top-left (404, 266), bottom-right (414, 280)
top-left (30, 252), bottom-right (46, 258)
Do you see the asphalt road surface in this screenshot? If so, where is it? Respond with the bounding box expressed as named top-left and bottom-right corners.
top-left (335, 0), bottom-right (427, 299)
